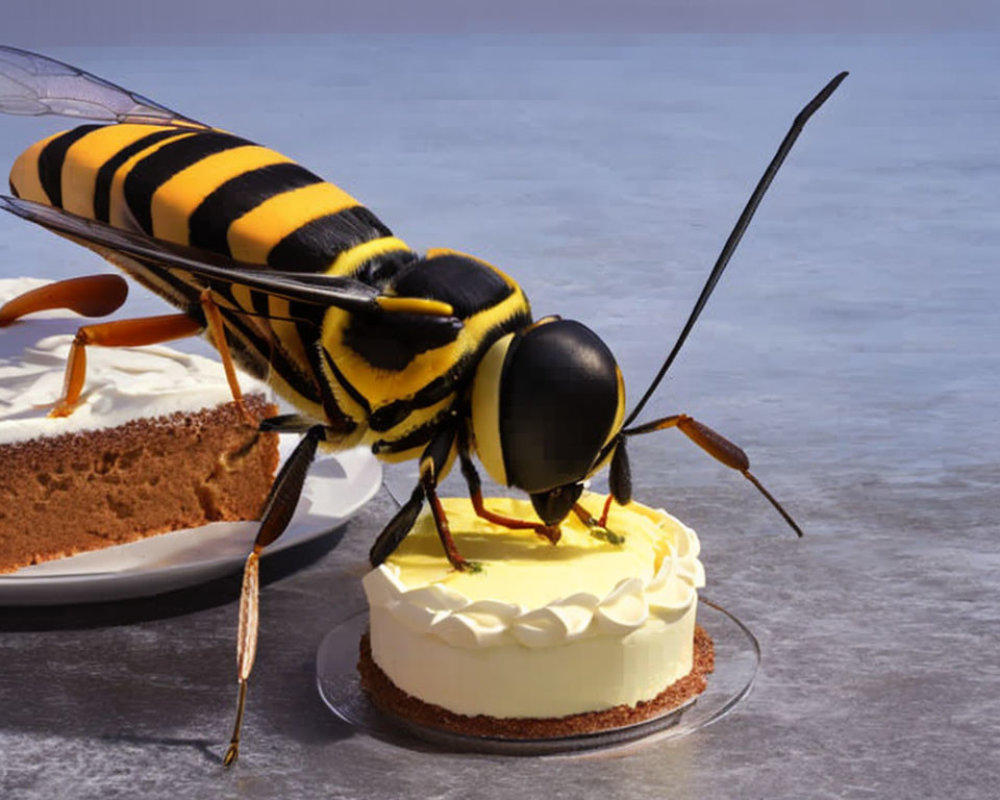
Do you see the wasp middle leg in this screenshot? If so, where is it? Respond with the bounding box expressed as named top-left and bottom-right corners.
top-left (370, 425), bottom-right (480, 571)
top-left (225, 419), bottom-right (327, 766)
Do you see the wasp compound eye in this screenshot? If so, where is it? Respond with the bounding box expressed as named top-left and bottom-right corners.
top-left (499, 319), bottom-right (621, 494)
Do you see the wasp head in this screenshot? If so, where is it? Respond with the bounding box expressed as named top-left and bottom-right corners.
top-left (470, 317), bottom-right (625, 525)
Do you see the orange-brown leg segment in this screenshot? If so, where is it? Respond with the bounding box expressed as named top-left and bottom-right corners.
top-left (571, 497), bottom-right (623, 545)
top-left (199, 289), bottom-right (249, 421)
top-left (623, 413), bottom-right (803, 537)
top-left (50, 313), bottom-right (203, 417)
top-left (0, 274), bottom-right (128, 327)
top-left (457, 442), bottom-right (561, 545)
top-left (421, 430), bottom-right (477, 570)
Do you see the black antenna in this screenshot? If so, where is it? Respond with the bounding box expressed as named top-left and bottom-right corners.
top-left (622, 71), bottom-right (848, 429)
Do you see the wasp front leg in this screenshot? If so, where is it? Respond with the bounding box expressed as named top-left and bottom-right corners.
top-left (570, 438), bottom-right (628, 543)
top-left (456, 429), bottom-right (561, 545)
top-left (572, 498), bottom-right (625, 545)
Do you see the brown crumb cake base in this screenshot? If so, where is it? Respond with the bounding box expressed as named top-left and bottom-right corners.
top-left (0, 396), bottom-right (278, 573)
top-left (358, 626), bottom-right (715, 739)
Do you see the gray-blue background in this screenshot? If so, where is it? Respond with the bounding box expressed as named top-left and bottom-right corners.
top-left (0, 25), bottom-right (997, 800)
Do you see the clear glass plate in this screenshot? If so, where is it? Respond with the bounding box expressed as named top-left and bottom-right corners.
top-left (316, 597), bottom-right (759, 756)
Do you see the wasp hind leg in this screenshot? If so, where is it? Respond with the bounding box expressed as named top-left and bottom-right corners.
top-left (2, 278), bottom-right (252, 421)
top-left (49, 312), bottom-right (204, 417)
top-left (198, 288), bottom-right (255, 425)
top-left (225, 422), bottom-right (326, 767)
top-left (0, 274), bottom-right (128, 326)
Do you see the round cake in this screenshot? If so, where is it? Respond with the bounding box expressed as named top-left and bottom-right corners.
top-left (360, 495), bottom-right (713, 738)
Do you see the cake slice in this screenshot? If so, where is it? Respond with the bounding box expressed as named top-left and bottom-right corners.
top-left (0, 277), bottom-right (279, 573)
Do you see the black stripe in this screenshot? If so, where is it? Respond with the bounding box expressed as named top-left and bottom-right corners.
top-left (37, 125), bottom-right (102, 208)
top-left (322, 349), bottom-right (372, 417)
top-left (93, 128), bottom-right (190, 222)
top-left (250, 286), bottom-right (271, 319)
top-left (391, 254), bottom-right (514, 318)
top-left (287, 305), bottom-right (357, 434)
top-left (342, 306), bottom-right (463, 372)
top-left (266, 207), bottom-right (393, 273)
top-left (123, 131), bottom-right (253, 234)
top-left (213, 290), bottom-right (323, 405)
top-left (188, 162), bottom-right (324, 257)
top-left (372, 420), bottom-right (442, 455)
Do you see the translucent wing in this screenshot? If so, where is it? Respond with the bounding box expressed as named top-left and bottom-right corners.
top-left (0, 45), bottom-right (207, 127)
top-left (0, 195), bottom-right (462, 329)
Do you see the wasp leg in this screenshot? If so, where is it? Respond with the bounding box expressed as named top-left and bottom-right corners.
top-left (623, 413), bottom-right (803, 537)
top-left (258, 413), bottom-right (317, 434)
top-left (455, 436), bottom-right (560, 545)
top-left (420, 428), bottom-right (478, 571)
top-left (48, 313), bottom-right (203, 417)
top-left (199, 289), bottom-right (253, 425)
top-left (0, 274), bottom-right (128, 326)
top-left (571, 499), bottom-right (624, 545)
top-left (572, 439), bottom-right (628, 538)
top-left (371, 427), bottom-right (473, 570)
top-left (225, 424), bottom-right (326, 767)
top-left (370, 484), bottom-right (426, 567)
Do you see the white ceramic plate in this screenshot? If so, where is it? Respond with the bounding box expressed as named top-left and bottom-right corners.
top-left (0, 440), bottom-right (382, 605)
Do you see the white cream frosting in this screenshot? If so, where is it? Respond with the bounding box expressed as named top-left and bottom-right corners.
top-left (0, 277), bottom-right (263, 445)
top-left (363, 496), bottom-right (706, 719)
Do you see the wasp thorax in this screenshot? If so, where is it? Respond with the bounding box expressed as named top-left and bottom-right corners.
top-left (470, 318), bottom-right (625, 516)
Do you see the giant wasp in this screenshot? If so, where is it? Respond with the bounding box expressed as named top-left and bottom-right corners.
top-left (0, 46), bottom-right (845, 763)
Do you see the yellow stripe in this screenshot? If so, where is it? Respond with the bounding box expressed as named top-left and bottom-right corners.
top-left (328, 236), bottom-right (410, 277)
top-left (229, 282), bottom-right (256, 316)
top-left (150, 145), bottom-right (293, 245)
top-left (267, 295), bottom-right (311, 379)
top-left (376, 296), bottom-right (454, 316)
top-left (323, 282), bottom-right (528, 410)
top-left (9, 131), bottom-right (63, 204)
top-left (373, 394), bottom-right (455, 444)
top-left (59, 125), bottom-right (177, 218)
top-left (109, 131), bottom-right (198, 230)
top-left (226, 181), bottom-right (360, 264)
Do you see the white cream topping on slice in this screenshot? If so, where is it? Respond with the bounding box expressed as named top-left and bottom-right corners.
top-left (0, 277), bottom-right (268, 445)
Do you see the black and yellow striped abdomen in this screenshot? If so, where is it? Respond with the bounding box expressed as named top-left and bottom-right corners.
top-left (9, 123), bottom-right (532, 458)
top-left (10, 124), bottom-right (398, 265)
top-left (8, 123), bottom-right (413, 426)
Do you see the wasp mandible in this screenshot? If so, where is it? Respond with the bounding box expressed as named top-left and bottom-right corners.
top-left (0, 46), bottom-right (846, 763)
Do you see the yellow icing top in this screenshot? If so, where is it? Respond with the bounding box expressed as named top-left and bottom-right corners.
top-left (381, 494), bottom-right (700, 610)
